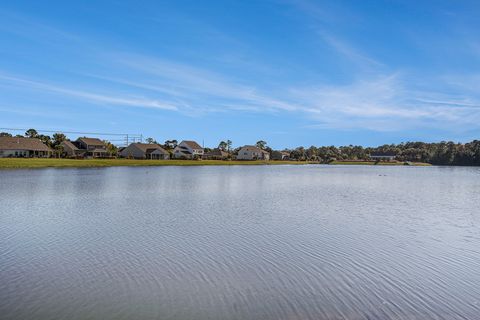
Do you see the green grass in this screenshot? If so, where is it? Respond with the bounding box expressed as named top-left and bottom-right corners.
top-left (329, 160), bottom-right (431, 166)
top-left (0, 158), bottom-right (432, 169)
top-left (0, 158), bottom-right (314, 169)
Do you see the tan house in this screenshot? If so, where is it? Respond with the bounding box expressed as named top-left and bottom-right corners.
top-left (75, 137), bottom-right (109, 158)
top-left (236, 145), bottom-right (270, 160)
top-left (173, 140), bottom-right (204, 159)
top-left (120, 143), bottom-right (169, 159)
top-left (0, 137), bottom-right (52, 158)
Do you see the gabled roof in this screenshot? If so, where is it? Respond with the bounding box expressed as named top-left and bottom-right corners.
top-left (205, 149), bottom-right (229, 157)
top-left (181, 140), bottom-right (203, 150)
top-left (239, 145), bottom-right (269, 154)
top-left (0, 137), bottom-right (51, 152)
top-left (61, 140), bottom-right (79, 150)
top-left (131, 143), bottom-right (168, 154)
top-left (76, 137), bottom-right (105, 146)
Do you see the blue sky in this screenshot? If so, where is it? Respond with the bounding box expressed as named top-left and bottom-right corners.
top-left (1, 0), bottom-right (479, 148)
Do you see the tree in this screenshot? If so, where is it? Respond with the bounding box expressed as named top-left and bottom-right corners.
top-left (54, 144), bottom-right (64, 158)
top-left (25, 129), bottom-right (38, 138)
top-left (38, 135), bottom-right (52, 147)
top-left (256, 140), bottom-right (267, 149)
top-left (164, 139), bottom-right (178, 150)
top-left (52, 133), bottom-right (66, 147)
top-left (103, 140), bottom-right (118, 157)
top-left (226, 140), bottom-right (232, 152)
top-left (145, 137), bottom-right (157, 144)
top-left (0, 132), bottom-right (12, 137)
top-left (218, 141), bottom-right (227, 151)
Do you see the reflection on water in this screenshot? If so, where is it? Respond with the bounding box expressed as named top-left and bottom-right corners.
top-left (1, 165), bottom-right (480, 319)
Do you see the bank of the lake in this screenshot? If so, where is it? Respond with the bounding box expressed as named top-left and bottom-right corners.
top-left (330, 160), bottom-right (432, 166)
top-left (0, 158), bottom-right (433, 169)
top-left (0, 158), bottom-right (317, 169)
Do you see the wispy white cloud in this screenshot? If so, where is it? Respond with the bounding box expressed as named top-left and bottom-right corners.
top-left (0, 73), bottom-right (178, 111)
top-left (316, 30), bottom-right (384, 70)
top-left (290, 74), bottom-right (480, 131)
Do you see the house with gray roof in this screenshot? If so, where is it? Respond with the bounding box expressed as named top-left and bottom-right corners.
top-left (75, 137), bottom-right (109, 158)
top-left (173, 140), bottom-right (204, 159)
top-left (203, 148), bottom-right (229, 160)
top-left (120, 143), bottom-right (169, 159)
top-left (369, 152), bottom-right (396, 161)
top-left (0, 137), bottom-right (52, 158)
top-left (236, 145), bottom-right (270, 161)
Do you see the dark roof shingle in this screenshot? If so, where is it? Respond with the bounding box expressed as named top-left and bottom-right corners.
top-left (77, 137), bottom-right (105, 146)
top-left (131, 143), bottom-right (168, 154)
top-left (0, 137), bottom-right (51, 152)
top-left (182, 140), bottom-right (203, 150)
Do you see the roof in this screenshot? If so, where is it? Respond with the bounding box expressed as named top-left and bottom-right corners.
top-left (239, 145), bottom-right (269, 154)
top-left (61, 140), bottom-right (79, 150)
top-left (130, 143), bottom-right (167, 154)
top-left (370, 152), bottom-right (396, 157)
top-left (205, 149), bottom-right (229, 157)
top-left (176, 149), bottom-right (192, 155)
top-left (0, 137), bottom-right (51, 152)
top-left (77, 137), bottom-right (105, 146)
top-left (181, 140), bottom-right (203, 150)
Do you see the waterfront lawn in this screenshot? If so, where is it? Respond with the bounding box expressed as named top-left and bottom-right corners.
top-left (0, 158), bottom-right (312, 169)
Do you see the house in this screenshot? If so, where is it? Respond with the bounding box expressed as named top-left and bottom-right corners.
top-left (0, 136), bottom-right (52, 158)
top-left (173, 140), bottom-right (204, 159)
top-left (75, 137), bottom-right (109, 158)
top-left (60, 140), bottom-right (85, 158)
top-left (271, 150), bottom-right (290, 160)
top-left (120, 143), bottom-right (169, 159)
top-left (203, 148), bottom-right (229, 160)
top-left (236, 145), bottom-right (270, 161)
top-left (369, 152), bottom-right (396, 161)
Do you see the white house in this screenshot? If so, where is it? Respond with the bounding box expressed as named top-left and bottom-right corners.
top-left (0, 137), bottom-right (52, 158)
top-left (173, 140), bottom-right (204, 159)
top-left (120, 143), bottom-right (169, 159)
top-left (236, 145), bottom-right (270, 161)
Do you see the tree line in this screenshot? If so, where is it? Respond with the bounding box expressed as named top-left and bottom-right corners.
top-left (1, 130), bottom-right (479, 165)
top-left (283, 141), bottom-right (480, 166)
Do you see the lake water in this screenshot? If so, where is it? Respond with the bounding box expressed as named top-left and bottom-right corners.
top-left (1, 165), bottom-right (480, 320)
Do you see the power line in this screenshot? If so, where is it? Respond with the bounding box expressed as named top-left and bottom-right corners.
top-left (0, 127), bottom-right (143, 146)
top-left (0, 127), bottom-right (141, 136)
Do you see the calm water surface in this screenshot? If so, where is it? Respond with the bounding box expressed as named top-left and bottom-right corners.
top-left (1, 165), bottom-right (480, 320)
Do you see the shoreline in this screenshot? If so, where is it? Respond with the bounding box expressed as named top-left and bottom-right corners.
top-left (0, 158), bottom-right (431, 169)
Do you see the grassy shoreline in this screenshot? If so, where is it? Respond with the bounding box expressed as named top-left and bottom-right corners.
top-left (0, 158), bottom-right (315, 169)
top-left (0, 158), bottom-right (431, 169)
top-left (330, 161), bottom-right (431, 166)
